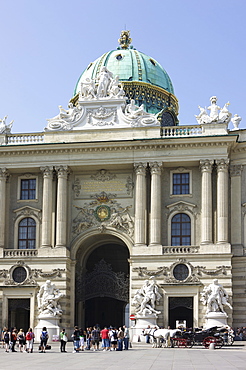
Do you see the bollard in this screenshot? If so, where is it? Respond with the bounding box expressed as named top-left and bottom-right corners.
top-left (209, 342), bottom-right (215, 350)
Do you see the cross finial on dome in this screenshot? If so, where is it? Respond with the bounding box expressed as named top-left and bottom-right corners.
top-left (118, 30), bottom-right (132, 49)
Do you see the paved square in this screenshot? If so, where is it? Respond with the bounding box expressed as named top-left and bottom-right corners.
top-left (1, 342), bottom-right (246, 370)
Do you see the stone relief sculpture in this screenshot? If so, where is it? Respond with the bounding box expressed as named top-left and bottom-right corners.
top-left (73, 201), bottom-right (134, 237)
top-left (125, 99), bottom-right (145, 119)
top-left (133, 279), bottom-right (161, 316)
top-left (0, 115), bottom-right (13, 134)
top-left (80, 67), bottom-right (125, 100)
top-left (80, 78), bottom-right (96, 99)
top-left (123, 99), bottom-right (158, 126)
top-left (37, 280), bottom-right (64, 317)
top-left (201, 279), bottom-right (232, 314)
top-left (45, 66), bottom-right (160, 130)
top-left (107, 206), bottom-right (134, 237)
top-left (109, 76), bottom-right (125, 98)
top-left (231, 114), bottom-right (242, 130)
top-left (195, 96), bottom-right (232, 125)
top-left (45, 103), bottom-right (83, 131)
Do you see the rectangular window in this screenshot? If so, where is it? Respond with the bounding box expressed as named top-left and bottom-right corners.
top-left (20, 179), bottom-right (36, 200)
top-left (173, 173), bottom-right (189, 195)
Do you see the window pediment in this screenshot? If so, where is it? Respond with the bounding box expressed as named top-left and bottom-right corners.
top-left (166, 201), bottom-right (197, 216)
top-left (13, 206), bottom-right (41, 221)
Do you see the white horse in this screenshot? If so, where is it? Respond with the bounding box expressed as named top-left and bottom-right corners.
top-left (144, 328), bottom-right (181, 348)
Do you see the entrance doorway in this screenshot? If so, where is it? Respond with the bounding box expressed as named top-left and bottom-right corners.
top-left (85, 297), bottom-right (126, 328)
top-left (76, 241), bottom-right (129, 328)
top-left (168, 297), bottom-right (193, 329)
top-left (8, 299), bottom-right (30, 331)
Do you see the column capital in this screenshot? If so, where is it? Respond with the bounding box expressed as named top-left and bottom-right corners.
top-left (55, 165), bottom-right (70, 179)
top-left (149, 162), bottom-right (162, 175)
top-left (199, 160), bottom-right (214, 173)
top-left (0, 167), bottom-right (9, 180)
top-left (40, 166), bottom-right (54, 178)
top-left (230, 164), bottom-right (243, 177)
top-left (216, 159), bottom-right (229, 172)
top-left (134, 162), bottom-right (147, 175)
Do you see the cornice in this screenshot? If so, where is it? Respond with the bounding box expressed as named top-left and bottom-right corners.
top-left (0, 138), bottom-right (234, 158)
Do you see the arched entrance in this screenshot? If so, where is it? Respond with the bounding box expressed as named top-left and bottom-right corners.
top-left (75, 239), bottom-right (130, 328)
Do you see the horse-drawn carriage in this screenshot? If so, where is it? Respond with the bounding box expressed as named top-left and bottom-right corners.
top-left (172, 326), bottom-right (234, 349)
top-left (145, 326), bottom-right (234, 349)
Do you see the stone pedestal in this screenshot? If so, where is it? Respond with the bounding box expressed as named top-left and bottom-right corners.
top-left (204, 312), bottom-right (228, 329)
top-left (130, 314), bottom-right (158, 342)
top-left (34, 315), bottom-right (61, 341)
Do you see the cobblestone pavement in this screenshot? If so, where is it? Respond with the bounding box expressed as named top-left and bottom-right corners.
top-left (1, 342), bottom-right (246, 370)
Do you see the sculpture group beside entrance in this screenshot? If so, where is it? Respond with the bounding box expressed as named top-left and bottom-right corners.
top-left (35, 280), bottom-right (64, 339)
top-left (133, 279), bottom-right (161, 317)
top-left (201, 279), bottom-right (232, 329)
top-left (131, 279), bottom-right (162, 342)
top-left (37, 279), bottom-right (64, 317)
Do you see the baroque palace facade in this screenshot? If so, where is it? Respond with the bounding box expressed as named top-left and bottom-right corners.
top-left (0, 31), bottom-right (245, 332)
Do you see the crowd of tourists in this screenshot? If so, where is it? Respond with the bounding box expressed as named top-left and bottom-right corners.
top-left (1, 327), bottom-right (36, 353)
top-left (1, 325), bottom-right (130, 353)
top-left (71, 325), bottom-right (129, 353)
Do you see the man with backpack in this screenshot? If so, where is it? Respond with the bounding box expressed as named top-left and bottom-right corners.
top-left (40, 326), bottom-right (49, 353)
top-left (109, 327), bottom-right (118, 351)
top-left (3, 328), bottom-right (10, 352)
top-left (91, 326), bottom-right (100, 351)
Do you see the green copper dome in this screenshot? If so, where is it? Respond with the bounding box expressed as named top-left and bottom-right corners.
top-left (74, 49), bottom-right (174, 95)
top-left (73, 31), bottom-right (178, 119)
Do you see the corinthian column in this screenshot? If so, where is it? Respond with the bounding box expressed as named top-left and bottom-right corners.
top-left (149, 162), bottom-right (162, 245)
top-left (41, 166), bottom-right (53, 248)
top-left (0, 168), bottom-right (9, 247)
top-left (216, 159), bottom-right (229, 244)
top-left (200, 160), bottom-right (214, 244)
top-left (134, 163), bottom-right (147, 246)
top-left (55, 166), bottom-right (69, 247)
top-left (230, 164), bottom-right (243, 248)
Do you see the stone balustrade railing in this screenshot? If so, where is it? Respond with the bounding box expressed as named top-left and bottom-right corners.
top-left (4, 249), bottom-right (38, 257)
top-left (0, 125), bottom-right (206, 146)
top-left (163, 246), bottom-right (200, 254)
top-left (5, 133), bottom-right (44, 145)
top-left (161, 125), bottom-right (202, 137)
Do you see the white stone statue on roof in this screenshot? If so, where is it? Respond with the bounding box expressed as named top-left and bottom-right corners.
top-left (195, 96), bottom-right (232, 125)
top-left (0, 115), bottom-right (13, 134)
top-left (231, 114), bottom-right (242, 130)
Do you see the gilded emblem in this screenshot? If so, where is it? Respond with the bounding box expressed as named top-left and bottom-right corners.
top-left (95, 205), bottom-right (111, 222)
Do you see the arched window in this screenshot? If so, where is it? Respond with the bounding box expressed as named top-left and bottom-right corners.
top-left (18, 217), bottom-right (36, 249)
top-left (171, 213), bottom-right (191, 246)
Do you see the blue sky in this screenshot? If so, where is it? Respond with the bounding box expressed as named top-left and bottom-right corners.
top-left (0, 0), bottom-right (245, 133)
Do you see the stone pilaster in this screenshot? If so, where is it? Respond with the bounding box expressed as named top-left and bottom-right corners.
top-left (55, 166), bottom-right (69, 247)
top-left (200, 160), bottom-right (214, 244)
top-left (216, 159), bottom-right (229, 244)
top-left (134, 163), bottom-right (147, 246)
top-left (40, 166), bottom-right (54, 248)
top-left (230, 164), bottom-right (243, 252)
top-left (149, 162), bottom-right (162, 246)
top-left (0, 168), bottom-right (9, 248)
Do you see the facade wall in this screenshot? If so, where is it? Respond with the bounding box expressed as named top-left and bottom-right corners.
top-left (0, 127), bottom-right (246, 331)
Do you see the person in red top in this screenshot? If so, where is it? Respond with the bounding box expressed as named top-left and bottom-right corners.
top-left (100, 327), bottom-right (110, 351)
